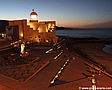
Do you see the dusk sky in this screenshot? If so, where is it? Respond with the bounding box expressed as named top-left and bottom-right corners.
top-left (0, 0), bottom-right (112, 28)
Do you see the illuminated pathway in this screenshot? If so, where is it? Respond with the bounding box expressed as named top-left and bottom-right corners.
top-left (45, 48), bottom-right (53, 53)
top-left (50, 58), bottom-right (71, 85)
top-left (53, 51), bottom-right (63, 60)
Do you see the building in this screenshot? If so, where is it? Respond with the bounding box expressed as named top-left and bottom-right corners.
top-left (0, 20), bottom-right (9, 33)
top-left (6, 10), bottom-right (58, 44)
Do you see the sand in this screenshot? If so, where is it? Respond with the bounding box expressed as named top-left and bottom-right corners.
top-left (0, 37), bottom-right (112, 89)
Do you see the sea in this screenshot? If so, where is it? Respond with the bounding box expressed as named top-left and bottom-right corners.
top-left (56, 29), bottom-right (112, 39)
top-left (56, 29), bottom-right (112, 54)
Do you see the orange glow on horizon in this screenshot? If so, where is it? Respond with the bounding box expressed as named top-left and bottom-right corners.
top-left (57, 23), bottom-right (84, 28)
top-left (57, 20), bottom-right (112, 28)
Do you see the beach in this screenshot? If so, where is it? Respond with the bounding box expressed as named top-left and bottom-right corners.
top-left (0, 37), bottom-right (112, 90)
top-left (63, 37), bottom-right (112, 72)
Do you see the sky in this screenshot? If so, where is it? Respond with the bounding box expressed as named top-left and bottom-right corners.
top-left (0, 0), bottom-right (112, 28)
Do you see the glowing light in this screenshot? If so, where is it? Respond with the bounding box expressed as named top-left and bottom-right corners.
top-left (21, 43), bottom-right (25, 54)
top-left (58, 71), bottom-right (61, 73)
top-left (92, 78), bottom-right (96, 84)
top-left (20, 33), bottom-right (23, 37)
top-left (31, 15), bottom-right (37, 20)
top-left (55, 75), bottom-right (58, 78)
top-left (48, 23), bottom-right (51, 30)
top-left (51, 81), bottom-right (54, 84)
top-left (46, 40), bottom-right (49, 42)
top-left (52, 24), bottom-right (55, 28)
top-left (61, 67), bottom-right (63, 70)
top-left (27, 22), bottom-right (35, 30)
top-left (92, 85), bottom-right (96, 90)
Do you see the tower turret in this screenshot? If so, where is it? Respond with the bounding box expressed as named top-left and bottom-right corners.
top-left (30, 9), bottom-right (38, 22)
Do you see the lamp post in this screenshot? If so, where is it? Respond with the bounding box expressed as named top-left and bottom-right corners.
top-left (91, 74), bottom-right (96, 90)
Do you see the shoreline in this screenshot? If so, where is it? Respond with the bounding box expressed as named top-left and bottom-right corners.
top-left (58, 36), bottom-right (112, 55)
top-left (57, 36), bottom-right (112, 45)
top-left (57, 35), bottom-right (112, 40)
top-left (62, 37), bottom-right (112, 74)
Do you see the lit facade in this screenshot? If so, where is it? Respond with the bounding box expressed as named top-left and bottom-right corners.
top-left (6, 10), bottom-right (58, 44)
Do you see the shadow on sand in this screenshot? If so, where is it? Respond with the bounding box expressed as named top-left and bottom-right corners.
top-left (49, 77), bottom-right (87, 87)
